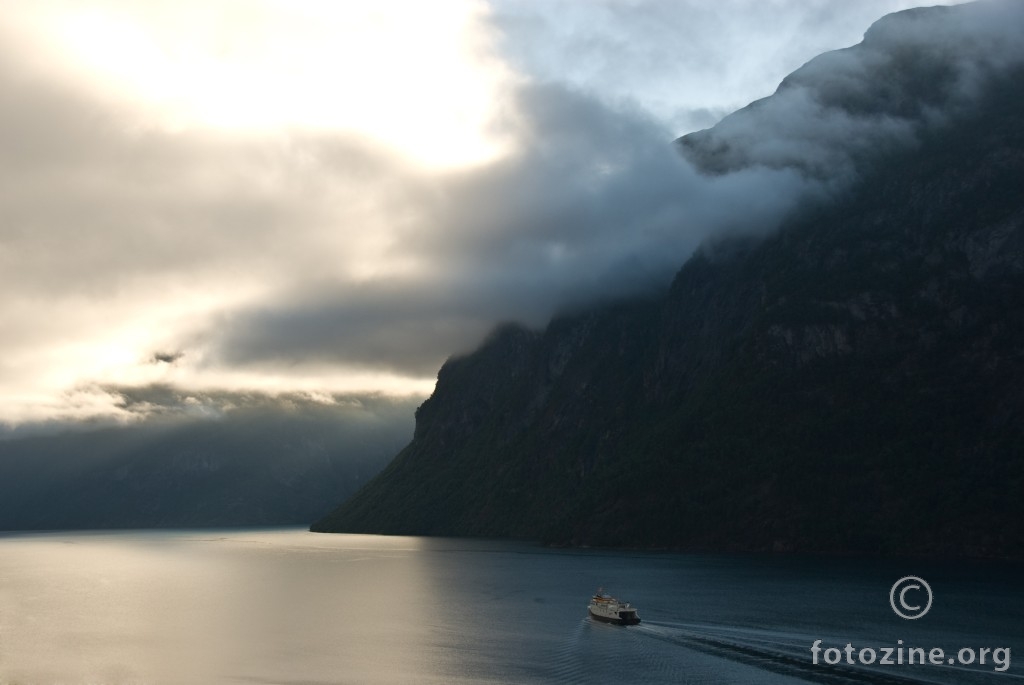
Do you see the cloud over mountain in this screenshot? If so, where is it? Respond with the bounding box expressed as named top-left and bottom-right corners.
top-left (0, 0), bottom-right (1018, 428)
top-left (680, 1), bottom-right (1024, 177)
top-left (3, 0), bottom-right (1022, 528)
top-left (213, 83), bottom-right (812, 377)
top-left (215, 2), bottom-right (1024, 381)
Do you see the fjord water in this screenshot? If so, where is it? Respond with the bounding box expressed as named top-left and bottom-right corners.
top-left (0, 530), bottom-right (1020, 685)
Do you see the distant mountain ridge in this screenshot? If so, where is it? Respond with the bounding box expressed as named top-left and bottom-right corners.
top-left (0, 397), bottom-right (413, 530)
top-left (312, 2), bottom-right (1024, 559)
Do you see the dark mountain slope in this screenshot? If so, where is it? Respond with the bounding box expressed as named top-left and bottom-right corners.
top-left (313, 9), bottom-right (1024, 559)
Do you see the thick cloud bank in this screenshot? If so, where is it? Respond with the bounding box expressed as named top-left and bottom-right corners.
top-left (0, 0), bottom-right (1020, 429)
top-left (222, 2), bottom-right (1024, 381)
top-left (215, 84), bottom-right (811, 377)
top-left (0, 39), bottom-right (811, 425)
top-left (680, 1), bottom-right (1024, 178)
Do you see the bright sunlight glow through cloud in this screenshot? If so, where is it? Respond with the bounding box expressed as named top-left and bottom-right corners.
top-left (15, 0), bottom-right (513, 169)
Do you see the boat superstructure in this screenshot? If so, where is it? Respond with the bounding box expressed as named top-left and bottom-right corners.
top-left (588, 589), bottom-right (641, 625)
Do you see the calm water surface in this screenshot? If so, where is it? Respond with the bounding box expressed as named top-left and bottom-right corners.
top-left (0, 529), bottom-right (1021, 684)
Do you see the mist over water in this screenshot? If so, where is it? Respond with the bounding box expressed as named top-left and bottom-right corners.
top-left (0, 530), bottom-right (1020, 684)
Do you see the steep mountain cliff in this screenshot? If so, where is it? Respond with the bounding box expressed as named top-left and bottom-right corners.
top-left (313, 3), bottom-right (1024, 558)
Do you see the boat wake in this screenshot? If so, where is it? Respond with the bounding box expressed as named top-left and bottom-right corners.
top-left (547, 619), bottom-right (591, 685)
top-left (635, 620), bottom-right (990, 685)
top-left (545, 618), bottom-right (691, 684)
top-left (548, 616), bottom-right (1014, 684)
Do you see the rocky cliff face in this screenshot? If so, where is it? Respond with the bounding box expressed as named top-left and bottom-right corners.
top-left (312, 4), bottom-right (1024, 558)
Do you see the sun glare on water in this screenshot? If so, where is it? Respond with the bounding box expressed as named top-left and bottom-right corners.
top-left (19, 0), bottom-right (512, 169)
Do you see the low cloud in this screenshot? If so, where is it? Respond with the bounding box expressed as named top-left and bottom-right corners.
top-left (1, 0), bottom-right (1022, 427)
top-left (0, 384), bottom-right (417, 439)
top-left (151, 351), bottom-right (184, 365)
top-left (679, 1), bottom-right (1024, 178)
top-left (212, 83), bottom-right (812, 375)
top-left (487, 0), bottom-right (964, 133)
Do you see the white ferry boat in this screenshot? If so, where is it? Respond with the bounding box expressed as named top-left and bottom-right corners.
top-left (588, 589), bottom-right (641, 625)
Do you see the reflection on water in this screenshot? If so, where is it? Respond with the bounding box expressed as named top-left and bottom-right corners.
top-left (0, 532), bottom-right (440, 685)
top-left (0, 529), bottom-right (1021, 684)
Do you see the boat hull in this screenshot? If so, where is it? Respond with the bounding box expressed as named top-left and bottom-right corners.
top-left (588, 608), bottom-right (641, 626)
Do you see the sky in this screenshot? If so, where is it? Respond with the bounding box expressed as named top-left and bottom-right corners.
top-left (0, 0), bottom-right (976, 430)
